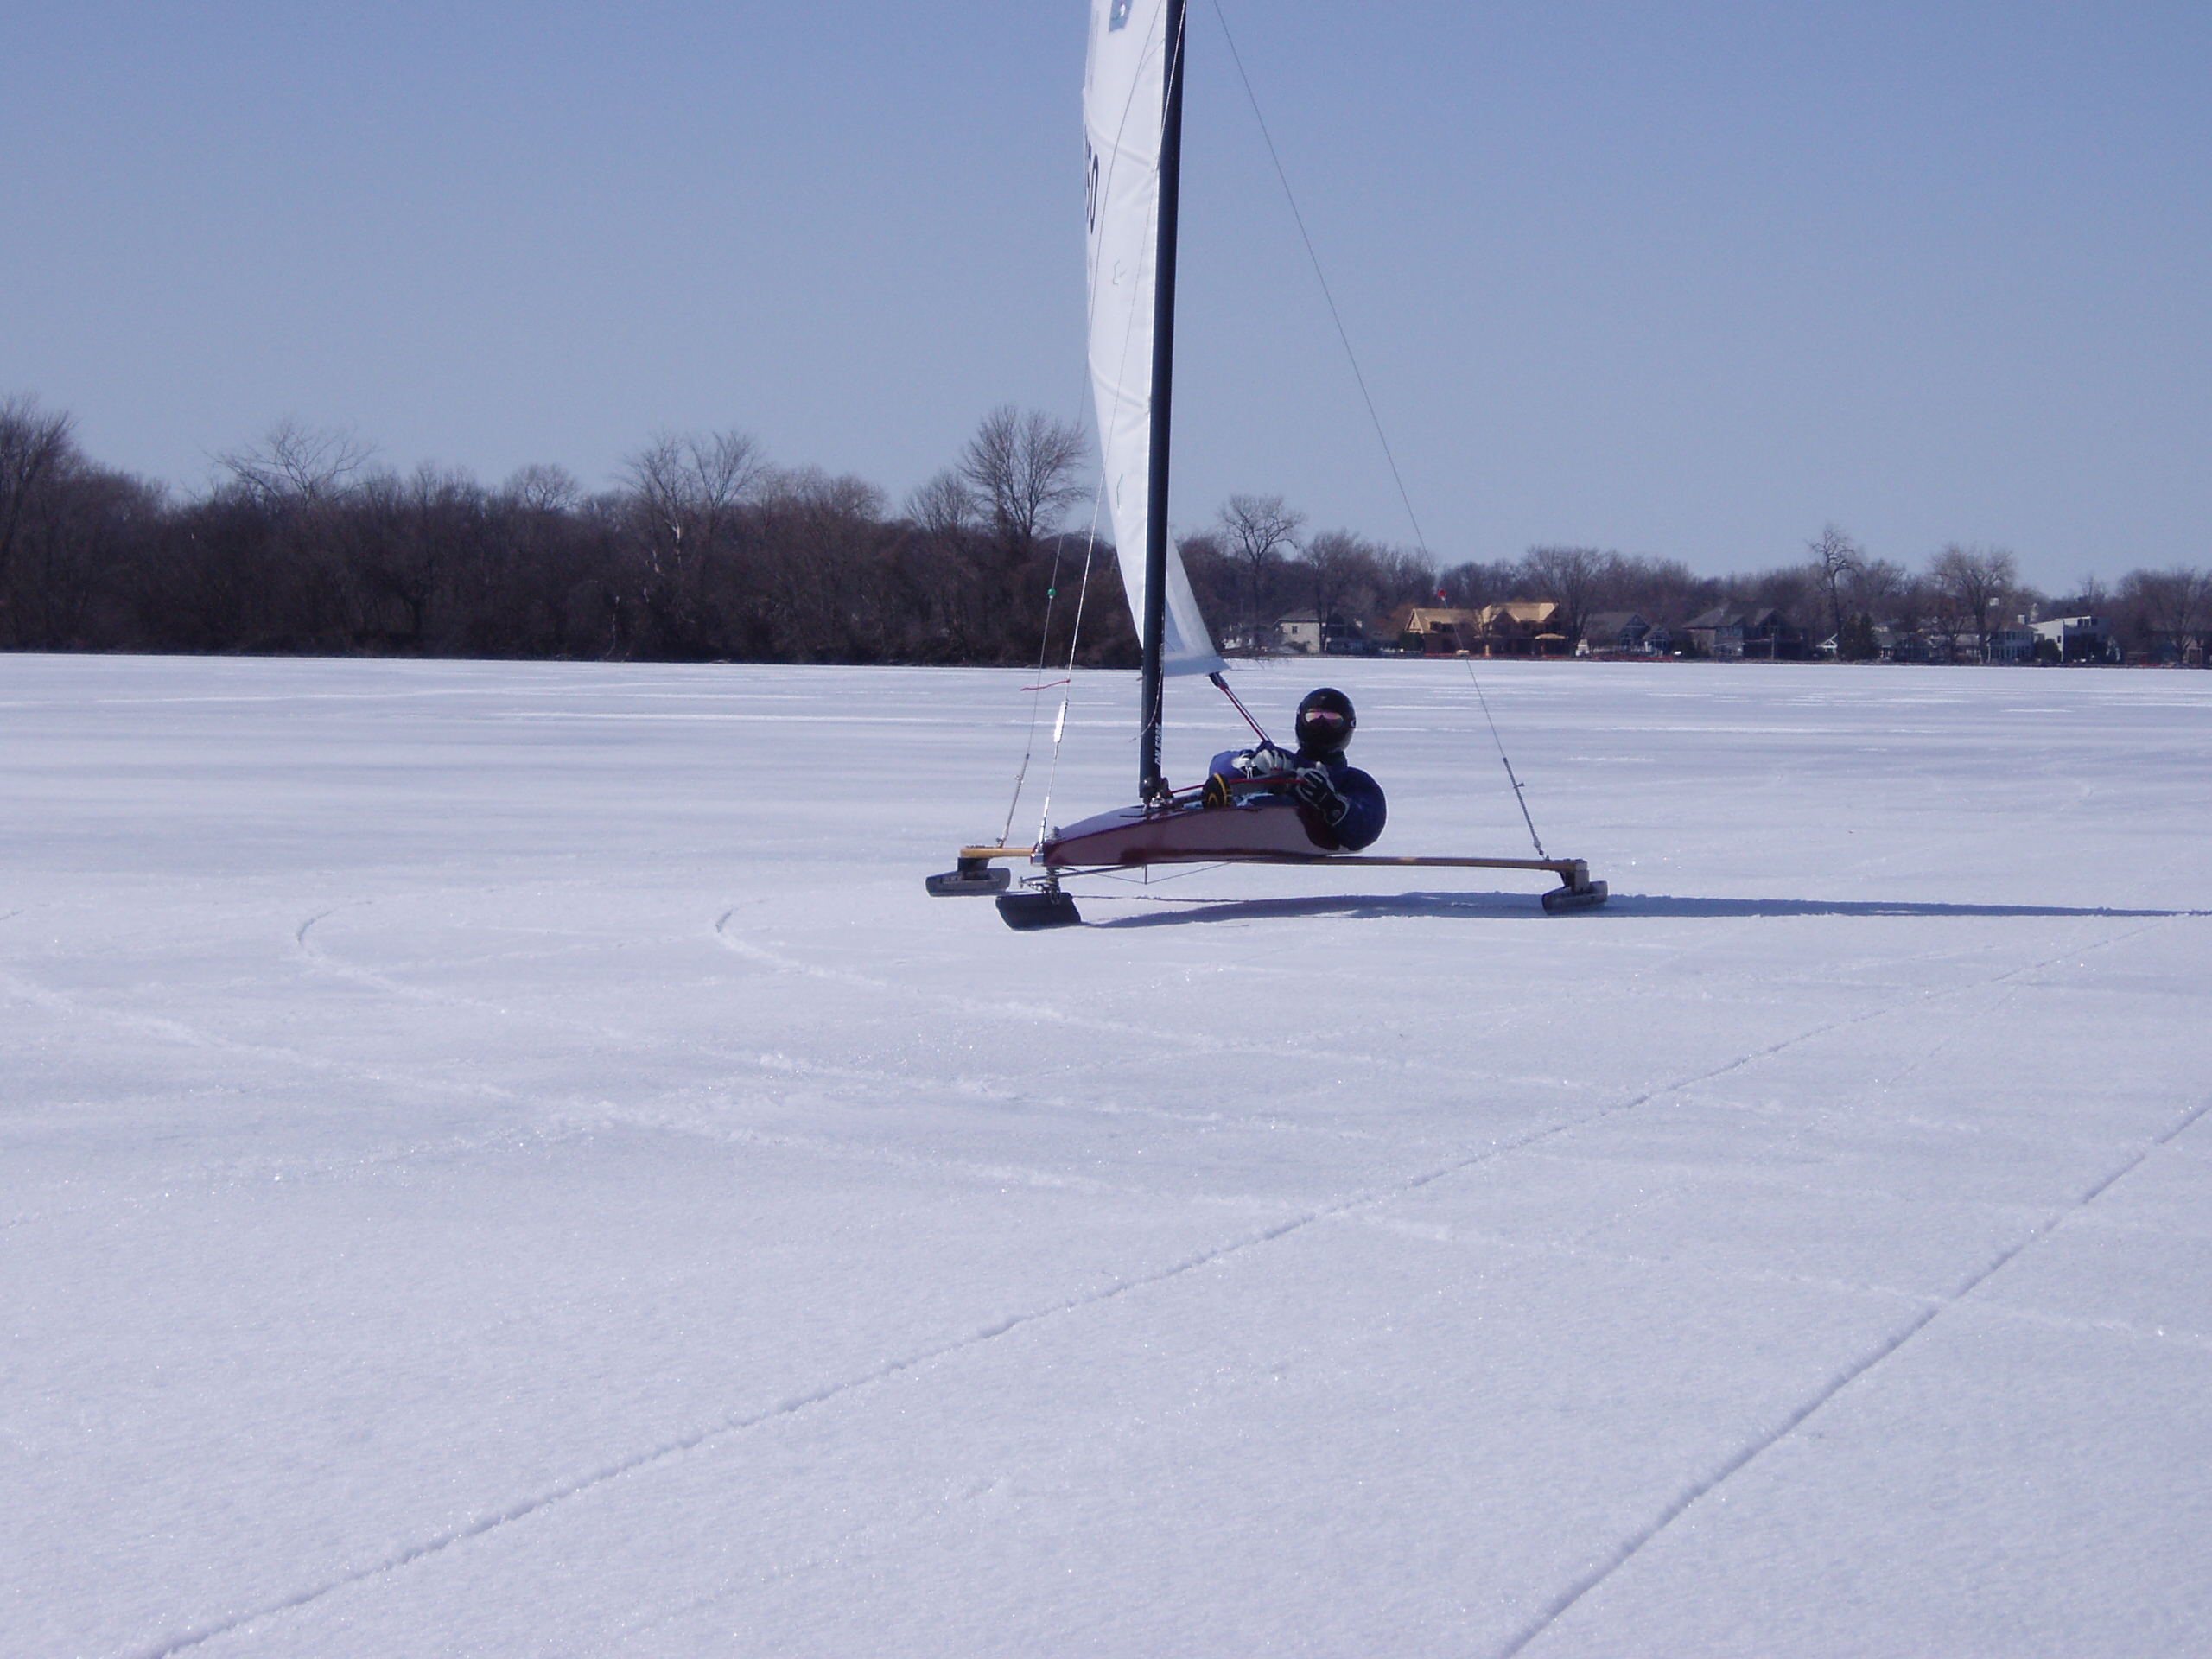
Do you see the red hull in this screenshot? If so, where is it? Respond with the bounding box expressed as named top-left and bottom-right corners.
top-left (1041, 796), bottom-right (1332, 868)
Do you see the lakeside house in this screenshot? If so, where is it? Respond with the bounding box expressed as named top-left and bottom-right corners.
top-left (1382, 601), bottom-right (1570, 657)
top-left (1392, 607), bottom-right (1485, 655)
top-left (1577, 612), bottom-right (1653, 656)
top-left (1683, 605), bottom-right (1806, 660)
top-left (1275, 611), bottom-right (1373, 655)
top-left (2032, 614), bottom-right (2116, 663)
top-left (1471, 601), bottom-right (1569, 657)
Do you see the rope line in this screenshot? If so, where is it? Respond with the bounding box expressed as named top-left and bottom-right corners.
top-left (1008, 473), bottom-right (1109, 849)
top-left (998, 524), bottom-right (1079, 845)
top-left (1035, 509), bottom-right (1103, 850)
top-left (1209, 0), bottom-right (1430, 563)
top-left (1213, 0), bottom-right (1552, 855)
top-left (1467, 661), bottom-right (1547, 860)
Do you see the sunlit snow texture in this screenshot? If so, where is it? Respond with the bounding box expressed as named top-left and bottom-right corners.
top-left (5, 655), bottom-right (2209, 1659)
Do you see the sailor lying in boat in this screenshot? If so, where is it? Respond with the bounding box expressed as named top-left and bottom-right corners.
top-left (1202, 686), bottom-right (1388, 852)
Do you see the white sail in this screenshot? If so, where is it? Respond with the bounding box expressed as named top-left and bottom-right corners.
top-left (1084, 0), bottom-right (1224, 678)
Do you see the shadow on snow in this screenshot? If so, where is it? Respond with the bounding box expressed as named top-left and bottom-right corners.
top-left (1086, 892), bottom-right (2209, 928)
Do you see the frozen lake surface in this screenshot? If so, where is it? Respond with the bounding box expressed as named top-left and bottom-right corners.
top-left (4, 653), bottom-right (2209, 1657)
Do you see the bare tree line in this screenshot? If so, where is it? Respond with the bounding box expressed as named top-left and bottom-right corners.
top-left (0, 397), bottom-right (1122, 665)
top-left (1426, 536), bottom-right (2208, 664)
top-left (1, 391), bottom-right (2204, 665)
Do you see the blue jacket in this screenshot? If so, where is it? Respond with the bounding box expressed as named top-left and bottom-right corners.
top-left (1207, 747), bottom-right (1388, 853)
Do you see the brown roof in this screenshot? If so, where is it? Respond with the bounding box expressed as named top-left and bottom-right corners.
top-left (1476, 601), bottom-right (1561, 631)
top-left (1398, 607), bottom-right (1484, 632)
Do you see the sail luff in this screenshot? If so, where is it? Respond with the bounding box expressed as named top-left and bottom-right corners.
top-left (1084, 0), bottom-right (1224, 746)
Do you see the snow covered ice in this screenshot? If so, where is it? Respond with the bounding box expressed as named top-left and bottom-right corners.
top-left (4, 652), bottom-right (2209, 1657)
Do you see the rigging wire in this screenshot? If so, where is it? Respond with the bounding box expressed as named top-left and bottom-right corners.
top-left (1003, 472), bottom-right (1109, 849)
top-left (1208, 0), bottom-right (1430, 563)
top-left (1034, 503), bottom-right (1103, 850)
top-left (1466, 662), bottom-right (1548, 860)
top-left (1211, 0), bottom-right (1550, 852)
top-left (997, 514), bottom-right (1078, 845)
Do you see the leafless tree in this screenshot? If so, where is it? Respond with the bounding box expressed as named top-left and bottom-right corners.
top-left (1606, 556), bottom-right (1722, 626)
top-left (1521, 544), bottom-right (1610, 646)
top-left (1216, 493), bottom-right (1305, 643)
top-left (624, 430), bottom-right (764, 551)
top-left (0, 397), bottom-right (166, 649)
top-left (620, 429), bottom-right (765, 650)
top-left (1806, 524), bottom-right (1862, 652)
top-left (755, 466), bottom-right (889, 659)
top-left (903, 469), bottom-right (976, 539)
top-left (1844, 556), bottom-right (1907, 619)
top-left (2119, 564), bottom-right (2212, 663)
top-left (0, 395), bottom-right (78, 612)
top-left (1928, 543), bottom-right (2019, 661)
top-left (1373, 545), bottom-right (1440, 615)
top-left (502, 462), bottom-right (582, 514)
top-left (958, 405), bottom-right (1088, 562)
top-left (1300, 529), bottom-right (1381, 641)
top-left (892, 470), bottom-right (990, 658)
top-left (386, 462), bottom-right (486, 644)
top-left (1437, 558), bottom-right (1518, 608)
top-left (217, 417), bottom-right (375, 506)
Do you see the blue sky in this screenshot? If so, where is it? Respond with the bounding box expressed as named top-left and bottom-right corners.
top-left (5, 3), bottom-right (2206, 591)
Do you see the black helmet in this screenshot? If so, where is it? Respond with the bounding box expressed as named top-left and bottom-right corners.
top-left (1295, 687), bottom-right (1355, 755)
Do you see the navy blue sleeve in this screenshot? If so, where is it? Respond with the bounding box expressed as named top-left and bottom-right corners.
top-left (1330, 765), bottom-right (1387, 851)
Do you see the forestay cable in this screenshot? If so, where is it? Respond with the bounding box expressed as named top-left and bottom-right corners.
top-left (1003, 472), bottom-right (1108, 849)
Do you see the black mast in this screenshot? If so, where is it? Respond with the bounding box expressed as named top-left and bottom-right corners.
top-left (1138, 0), bottom-right (1185, 803)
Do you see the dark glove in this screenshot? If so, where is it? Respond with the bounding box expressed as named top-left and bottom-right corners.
top-left (1293, 764), bottom-right (1349, 826)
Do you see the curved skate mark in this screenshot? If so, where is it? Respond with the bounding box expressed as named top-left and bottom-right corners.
top-left (0, 965), bottom-right (324, 1063)
top-left (299, 902), bottom-right (605, 1000)
top-left (299, 899), bottom-right (728, 1070)
top-left (0, 963), bottom-right (524, 1107)
top-left (293, 903), bottom-right (355, 964)
top-left (715, 909), bottom-right (898, 991)
top-left (712, 906), bottom-right (1443, 1077)
top-left (705, 911), bottom-right (1245, 1065)
top-left (1491, 1090), bottom-right (2212, 1659)
top-left (297, 900), bottom-right (445, 1001)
